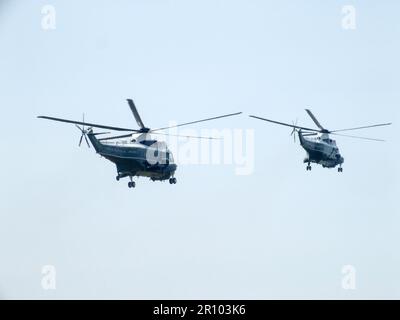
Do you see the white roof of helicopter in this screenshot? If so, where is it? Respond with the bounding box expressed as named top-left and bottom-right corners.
top-left (305, 132), bottom-right (337, 146)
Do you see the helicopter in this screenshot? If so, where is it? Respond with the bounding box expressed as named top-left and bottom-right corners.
top-left (249, 109), bottom-right (391, 172)
top-left (38, 99), bottom-right (242, 188)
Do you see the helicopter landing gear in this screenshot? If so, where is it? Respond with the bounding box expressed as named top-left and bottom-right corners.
top-left (169, 178), bottom-right (177, 184)
top-left (128, 181), bottom-right (136, 188)
top-left (128, 176), bottom-right (136, 188)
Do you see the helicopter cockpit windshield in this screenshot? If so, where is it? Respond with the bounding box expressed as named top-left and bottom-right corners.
top-left (167, 151), bottom-right (175, 164)
top-left (150, 141), bottom-right (174, 165)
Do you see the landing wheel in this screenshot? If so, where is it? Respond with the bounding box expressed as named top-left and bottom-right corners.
top-left (116, 175), bottom-right (120, 181)
top-left (128, 181), bottom-right (136, 188)
top-left (338, 167), bottom-right (343, 173)
top-left (169, 178), bottom-right (177, 184)
top-left (306, 165), bottom-right (312, 171)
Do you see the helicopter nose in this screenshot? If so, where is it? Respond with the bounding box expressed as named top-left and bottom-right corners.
top-left (335, 154), bottom-right (344, 163)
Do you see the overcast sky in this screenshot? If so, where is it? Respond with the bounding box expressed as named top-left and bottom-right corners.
top-left (0, 0), bottom-right (398, 299)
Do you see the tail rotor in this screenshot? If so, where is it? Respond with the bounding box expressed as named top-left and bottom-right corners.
top-left (290, 119), bottom-right (298, 143)
top-left (75, 114), bottom-right (91, 148)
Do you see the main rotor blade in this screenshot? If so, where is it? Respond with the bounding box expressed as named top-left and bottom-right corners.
top-left (38, 116), bottom-right (139, 132)
top-left (151, 112), bottom-right (243, 132)
top-left (127, 99), bottom-right (146, 129)
top-left (331, 123), bottom-right (392, 133)
top-left (331, 133), bottom-right (386, 142)
top-left (305, 109), bottom-right (325, 130)
top-left (151, 132), bottom-right (221, 140)
top-left (249, 115), bottom-right (321, 132)
top-left (91, 132), bottom-right (111, 136)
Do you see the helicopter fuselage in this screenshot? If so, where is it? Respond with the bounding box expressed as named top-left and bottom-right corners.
top-left (88, 132), bottom-right (177, 182)
top-left (298, 131), bottom-right (344, 169)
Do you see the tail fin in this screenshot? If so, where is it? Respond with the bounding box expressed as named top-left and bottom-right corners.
top-left (87, 130), bottom-right (102, 152)
top-left (298, 130), bottom-right (306, 145)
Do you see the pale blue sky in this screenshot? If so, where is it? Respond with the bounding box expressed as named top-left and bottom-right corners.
top-left (0, 0), bottom-right (398, 299)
